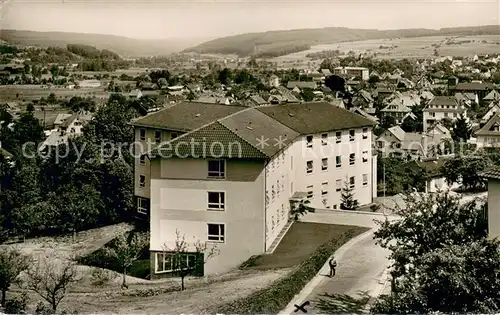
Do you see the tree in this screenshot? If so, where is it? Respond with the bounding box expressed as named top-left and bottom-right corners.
top-left (300, 88), bottom-right (315, 102)
top-left (0, 248), bottom-right (31, 306)
top-left (162, 229), bottom-right (219, 291)
top-left (104, 231), bottom-right (149, 289)
top-left (340, 180), bottom-right (359, 210)
top-left (47, 93), bottom-right (58, 104)
top-left (290, 199), bottom-right (314, 220)
top-left (25, 258), bottom-right (79, 313)
top-left (380, 115), bottom-right (396, 129)
top-left (452, 113), bottom-right (472, 142)
top-left (54, 184), bottom-right (102, 240)
top-left (372, 192), bottom-right (496, 313)
top-left (217, 68), bottom-right (232, 85)
top-left (441, 154), bottom-right (490, 191)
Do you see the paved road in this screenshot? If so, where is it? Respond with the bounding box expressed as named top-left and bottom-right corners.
top-left (283, 230), bottom-right (390, 314)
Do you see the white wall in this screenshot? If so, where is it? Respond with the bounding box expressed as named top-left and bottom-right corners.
top-left (150, 158), bottom-right (266, 275)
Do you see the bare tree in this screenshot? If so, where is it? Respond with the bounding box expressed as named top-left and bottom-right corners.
top-left (104, 231), bottom-right (149, 289)
top-left (25, 258), bottom-right (79, 313)
top-left (0, 248), bottom-right (31, 306)
top-left (162, 229), bottom-right (219, 291)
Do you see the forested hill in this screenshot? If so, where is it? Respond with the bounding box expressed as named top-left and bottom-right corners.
top-left (0, 30), bottom-right (204, 57)
top-left (183, 25), bottom-right (500, 57)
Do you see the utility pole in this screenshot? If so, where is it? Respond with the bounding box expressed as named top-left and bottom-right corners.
top-left (383, 162), bottom-right (386, 198)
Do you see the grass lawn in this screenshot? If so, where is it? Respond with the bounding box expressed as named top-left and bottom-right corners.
top-left (244, 222), bottom-right (368, 270)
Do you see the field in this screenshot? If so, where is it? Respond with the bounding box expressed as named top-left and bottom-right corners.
top-left (0, 85), bottom-right (110, 101)
top-left (272, 35), bottom-right (500, 65)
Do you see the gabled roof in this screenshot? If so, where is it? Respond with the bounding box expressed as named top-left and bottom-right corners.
top-left (381, 102), bottom-right (411, 113)
top-left (351, 107), bottom-right (379, 123)
top-left (130, 102), bottom-right (248, 131)
top-left (484, 89), bottom-right (500, 101)
top-left (386, 126), bottom-right (405, 141)
top-left (476, 114), bottom-right (500, 136)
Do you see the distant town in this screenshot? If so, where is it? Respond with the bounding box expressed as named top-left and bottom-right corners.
top-left (1, 34), bottom-right (500, 314)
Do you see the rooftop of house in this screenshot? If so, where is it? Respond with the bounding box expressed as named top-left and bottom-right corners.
top-left (426, 96), bottom-right (460, 108)
top-left (451, 82), bottom-right (496, 91)
top-left (130, 101), bottom-right (248, 132)
top-left (484, 89), bottom-right (500, 101)
top-left (148, 102), bottom-right (375, 159)
top-left (286, 81), bottom-right (317, 90)
top-left (475, 114), bottom-right (500, 136)
top-left (479, 166), bottom-right (500, 180)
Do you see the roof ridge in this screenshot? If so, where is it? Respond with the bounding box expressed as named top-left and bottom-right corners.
top-left (217, 119), bottom-right (268, 156)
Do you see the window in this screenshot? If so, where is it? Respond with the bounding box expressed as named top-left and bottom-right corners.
top-left (362, 151), bottom-right (368, 163)
top-left (349, 130), bottom-right (355, 141)
top-left (306, 185), bottom-right (313, 199)
top-left (321, 133), bottom-right (328, 145)
top-left (207, 192), bottom-right (225, 210)
top-left (336, 131), bottom-right (342, 143)
top-left (208, 223), bottom-right (225, 242)
top-left (155, 253), bottom-right (197, 273)
top-left (171, 133), bottom-right (178, 139)
top-left (322, 182), bottom-right (328, 196)
top-left (306, 135), bottom-right (313, 148)
top-left (336, 179), bottom-right (342, 192)
top-left (322, 158), bottom-right (328, 171)
top-left (306, 160), bottom-right (313, 173)
top-left (155, 130), bottom-right (161, 144)
top-left (349, 176), bottom-right (355, 189)
top-left (208, 160), bottom-right (225, 178)
top-left (140, 155), bottom-right (146, 165)
top-left (139, 175), bottom-right (146, 187)
top-left (362, 128), bottom-right (368, 139)
top-left (155, 253), bottom-right (173, 273)
top-left (378, 141), bottom-right (384, 148)
top-left (349, 153), bottom-right (355, 165)
top-left (444, 112), bottom-right (449, 118)
top-left (363, 174), bottom-right (368, 187)
top-left (336, 156), bottom-right (342, 168)
top-left (137, 197), bottom-right (148, 214)
top-left (139, 128), bottom-right (146, 141)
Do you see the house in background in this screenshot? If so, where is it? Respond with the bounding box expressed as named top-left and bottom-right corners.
top-left (380, 101), bottom-right (415, 125)
top-left (333, 66), bottom-right (369, 81)
top-left (268, 74), bottom-right (280, 87)
top-left (39, 111), bottom-right (93, 150)
top-left (415, 158), bottom-right (449, 193)
top-left (480, 102), bottom-right (500, 125)
top-left (286, 81), bottom-right (317, 90)
top-left (475, 114), bottom-right (500, 148)
top-left (134, 101), bottom-right (377, 277)
top-left (423, 96), bottom-right (467, 132)
top-left (484, 89), bottom-right (500, 103)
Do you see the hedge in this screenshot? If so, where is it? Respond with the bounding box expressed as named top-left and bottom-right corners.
top-left (214, 227), bottom-right (368, 314)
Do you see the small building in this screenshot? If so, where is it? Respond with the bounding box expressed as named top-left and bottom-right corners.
top-left (77, 79), bottom-right (101, 88)
top-left (475, 114), bottom-right (500, 148)
top-left (479, 167), bottom-right (500, 239)
top-left (423, 96), bottom-right (467, 132)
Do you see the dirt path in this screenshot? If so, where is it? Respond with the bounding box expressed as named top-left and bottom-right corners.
top-left (61, 268), bottom-right (291, 314)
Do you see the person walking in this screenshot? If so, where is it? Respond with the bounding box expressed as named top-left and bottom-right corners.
top-left (329, 257), bottom-right (337, 277)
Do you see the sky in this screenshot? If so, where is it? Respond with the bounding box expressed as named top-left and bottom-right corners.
top-left (0, 0), bottom-right (499, 40)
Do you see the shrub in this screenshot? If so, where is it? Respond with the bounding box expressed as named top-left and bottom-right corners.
top-left (4, 293), bottom-right (28, 314)
top-left (214, 228), bottom-right (367, 314)
top-left (34, 301), bottom-right (52, 315)
top-left (90, 268), bottom-right (115, 287)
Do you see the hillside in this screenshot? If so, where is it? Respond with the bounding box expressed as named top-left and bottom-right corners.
top-left (0, 30), bottom-right (205, 57)
top-left (184, 25), bottom-right (500, 57)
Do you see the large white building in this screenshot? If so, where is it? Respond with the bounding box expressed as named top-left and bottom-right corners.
top-left (132, 101), bottom-right (377, 278)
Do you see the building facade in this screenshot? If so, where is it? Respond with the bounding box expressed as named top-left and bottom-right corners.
top-left (132, 101), bottom-right (377, 278)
